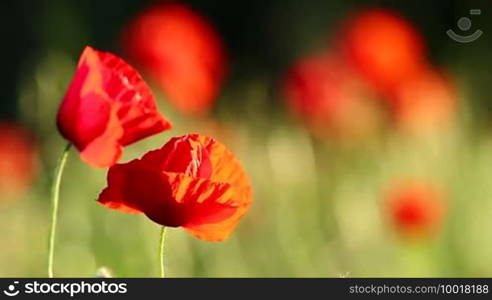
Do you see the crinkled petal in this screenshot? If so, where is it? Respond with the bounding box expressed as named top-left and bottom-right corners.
top-left (57, 46), bottom-right (172, 167)
top-left (184, 203), bottom-right (249, 241)
top-left (138, 135), bottom-right (212, 178)
top-left (97, 161), bottom-right (238, 228)
top-left (195, 134), bottom-right (252, 203)
top-left (97, 133), bottom-right (252, 241)
top-left (142, 172), bottom-right (238, 228)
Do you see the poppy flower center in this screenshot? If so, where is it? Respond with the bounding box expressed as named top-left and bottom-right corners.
top-left (159, 137), bottom-right (212, 179)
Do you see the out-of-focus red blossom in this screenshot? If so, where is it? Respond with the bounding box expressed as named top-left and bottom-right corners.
top-left (387, 67), bottom-right (456, 133)
top-left (385, 181), bottom-right (446, 239)
top-left (0, 123), bottom-right (37, 200)
top-left (283, 53), bottom-right (382, 139)
top-left (123, 3), bottom-right (226, 116)
top-left (340, 8), bottom-right (426, 93)
top-left (57, 46), bottom-right (172, 168)
top-left (97, 134), bottom-right (252, 242)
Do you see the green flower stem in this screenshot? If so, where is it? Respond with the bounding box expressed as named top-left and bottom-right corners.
top-left (158, 226), bottom-right (167, 278)
top-left (48, 143), bottom-right (72, 278)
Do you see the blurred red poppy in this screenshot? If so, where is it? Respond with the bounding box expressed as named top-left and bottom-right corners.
top-left (340, 8), bottom-right (426, 93)
top-left (57, 46), bottom-right (172, 168)
top-left (387, 67), bottom-right (456, 133)
top-left (283, 53), bottom-right (382, 139)
top-left (98, 134), bottom-right (252, 241)
top-left (123, 3), bottom-right (226, 116)
top-left (0, 122), bottom-right (37, 200)
top-left (385, 181), bottom-right (446, 239)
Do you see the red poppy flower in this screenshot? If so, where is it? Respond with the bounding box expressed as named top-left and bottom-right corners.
top-left (123, 3), bottom-right (226, 116)
top-left (387, 67), bottom-right (456, 133)
top-left (385, 181), bottom-right (446, 238)
top-left (283, 53), bottom-right (382, 139)
top-left (97, 134), bottom-right (252, 241)
top-left (57, 46), bottom-right (172, 168)
top-left (0, 122), bottom-right (37, 200)
top-left (340, 8), bottom-right (425, 93)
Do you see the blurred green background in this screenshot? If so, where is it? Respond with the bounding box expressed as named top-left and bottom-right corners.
top-left (1, 0), bottom-right (492, 277)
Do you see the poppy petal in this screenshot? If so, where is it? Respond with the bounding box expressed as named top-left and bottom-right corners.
top-left (57, 46), bottom-right (172, 167)
top-left (98, 161), bottom-right (238, 228)
top-left (142, 172), bottom-right (238, 229)
top-left (57, 52), bottom-right (114, 152)
top-left (79, 107), bottom-right (125, 167)
top-left (178, 135), bottom-right (252, 241)
top-left (97, 160), bottom-right (145, 214)
top-left (137, 135), bottom-right (213, 178)
top-left (97, 134), bottom-right (252, 241)
top-left (195, 134), bottom-right (252, 203)
top-left (184, 203), bottom-right (249, 242)
top-left (95, 47), bottom-right (172, 145)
